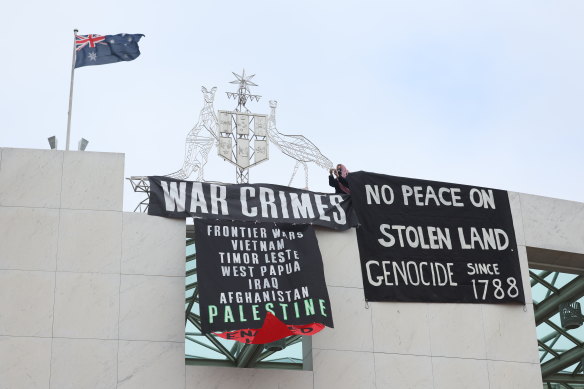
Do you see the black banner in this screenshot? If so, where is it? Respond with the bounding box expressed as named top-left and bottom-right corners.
top-left (347, 171), bottom-right (525, 304)
top-left (148, 176), bottom-right (357, 231)
top-left (195, 219), bottom-right (334, 333)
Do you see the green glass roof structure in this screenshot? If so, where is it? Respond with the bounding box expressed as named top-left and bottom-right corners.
top-left (532, 268), bottom-right (584, 388)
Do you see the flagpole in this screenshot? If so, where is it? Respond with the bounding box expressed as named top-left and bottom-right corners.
top-left (66, 29), bottom-right (78, 151)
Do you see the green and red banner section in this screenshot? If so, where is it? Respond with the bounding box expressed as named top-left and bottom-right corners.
top-left (215, 314), bottom-right (325, 344)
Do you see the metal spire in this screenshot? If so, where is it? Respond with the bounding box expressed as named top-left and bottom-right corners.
top-left (226, 69), bottom-right (261, 112)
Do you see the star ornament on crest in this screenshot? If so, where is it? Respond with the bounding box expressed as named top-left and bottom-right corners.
top-left (230, 69), bottom-right (258, 92)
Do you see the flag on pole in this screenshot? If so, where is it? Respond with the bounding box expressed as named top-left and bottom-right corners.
top-left (74, 33), bottom-right (144, 68)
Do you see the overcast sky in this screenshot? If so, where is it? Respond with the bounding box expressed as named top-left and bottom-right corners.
top-left (1, 0), bottom-right (583, 210)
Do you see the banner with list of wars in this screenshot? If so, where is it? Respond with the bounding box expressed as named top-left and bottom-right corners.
top-left (195, 218), bottom-right (334, 333)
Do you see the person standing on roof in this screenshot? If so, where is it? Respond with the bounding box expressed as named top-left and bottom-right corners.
top-left (329, 164), bottom-right (350, 194)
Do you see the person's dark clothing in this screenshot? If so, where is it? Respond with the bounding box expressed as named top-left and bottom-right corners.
top-left (329, 174), bottom-right (349, 194)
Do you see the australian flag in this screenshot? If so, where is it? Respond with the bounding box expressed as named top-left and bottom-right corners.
top-left (75, 33), bottom-right (144, 68)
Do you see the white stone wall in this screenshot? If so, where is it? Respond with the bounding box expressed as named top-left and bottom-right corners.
top-left (2, 147), bottom-right (568, 388)
top-left (517, 193), bottom-right (584, 255)
top-left (0, 148), bottom-right (186, 389)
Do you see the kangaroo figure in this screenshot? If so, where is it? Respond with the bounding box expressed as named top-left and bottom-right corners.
top-left (167, 86), bottom-right (219, 181)
top-left (267, 100), bottom-right (333, 188)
